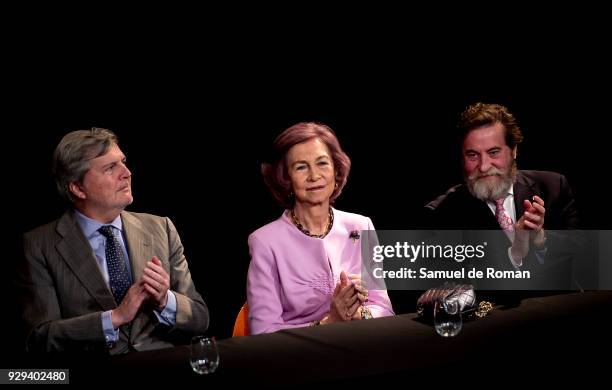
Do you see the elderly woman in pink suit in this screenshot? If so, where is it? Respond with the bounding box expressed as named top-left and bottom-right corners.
top-left (247, 122), bottom-right (394, 335)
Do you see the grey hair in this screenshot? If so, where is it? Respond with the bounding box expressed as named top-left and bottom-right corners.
top-left (52, 127), bottom-right (118, 203)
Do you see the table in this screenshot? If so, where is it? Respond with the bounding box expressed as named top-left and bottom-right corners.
top-left (18, 291), bottom-right (612, 385)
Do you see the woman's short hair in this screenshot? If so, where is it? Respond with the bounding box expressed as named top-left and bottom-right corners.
top-left (52, 127), bottom-right (118, 203)
top-left (458, 102), bottom-right (524, 149)
top-left (262, 122), bottom-right (351, 209)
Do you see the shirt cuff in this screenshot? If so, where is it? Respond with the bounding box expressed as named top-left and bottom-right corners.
top-left (154, 290), bottom-right (177, 326)
top-left (508, 247), bottom-right (523, 269)
top-left (102, 310), bottom-right (119, 345)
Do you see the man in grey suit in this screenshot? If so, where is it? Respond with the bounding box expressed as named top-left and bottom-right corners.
top-left (18, 128), bottom-right (209, 353)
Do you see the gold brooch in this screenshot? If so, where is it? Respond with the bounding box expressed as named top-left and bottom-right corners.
top-left (474, 301), bottom-right (494, 318)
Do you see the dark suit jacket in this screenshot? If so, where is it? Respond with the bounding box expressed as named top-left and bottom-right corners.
top-left (18, 210), bottom-right (209, 353)
top-left (424, 170), bottom-right (580, 294)
top-left (425, 170), bottom-right (579, 231)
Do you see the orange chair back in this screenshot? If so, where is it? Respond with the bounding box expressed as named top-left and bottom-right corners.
top-left (232, 302), bottom-right (250, 337)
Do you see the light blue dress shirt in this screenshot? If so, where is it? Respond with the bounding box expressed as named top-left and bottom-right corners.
top-left (74, 210), bottom-right (177, 345)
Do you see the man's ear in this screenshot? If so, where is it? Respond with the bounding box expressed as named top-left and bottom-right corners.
top-left (69, 182), bottom-right (87, 200)
top-left (512, 146), bottom-right (518, 160)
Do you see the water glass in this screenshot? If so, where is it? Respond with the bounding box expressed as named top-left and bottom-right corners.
top-left (434, 297), bottom-right (462, 337)
top-left (190, 336), bottom-right (219, 374)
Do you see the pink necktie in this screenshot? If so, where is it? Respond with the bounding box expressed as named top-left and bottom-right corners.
top-left (495, 198), bottom-right (515, 234)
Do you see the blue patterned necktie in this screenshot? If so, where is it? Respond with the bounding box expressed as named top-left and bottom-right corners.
top-left (98, 225), bottom-right (131, 305)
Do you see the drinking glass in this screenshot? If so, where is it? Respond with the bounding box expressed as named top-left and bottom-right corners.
top-left (190, 336), bottom-right (219, 374)
top-left (434, 297), bottom-right (462, 337)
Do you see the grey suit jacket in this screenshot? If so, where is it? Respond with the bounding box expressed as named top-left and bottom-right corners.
top-left (18, 210), bottom-right (209, 353)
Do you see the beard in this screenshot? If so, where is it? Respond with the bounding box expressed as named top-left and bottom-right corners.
top-left (465, 163), bottom-right (517, 201)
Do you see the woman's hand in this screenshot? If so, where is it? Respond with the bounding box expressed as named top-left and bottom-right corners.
top-left (323, 271), bottom-right (359, 323)
top-left (349, 274), bottom-right (369, 305)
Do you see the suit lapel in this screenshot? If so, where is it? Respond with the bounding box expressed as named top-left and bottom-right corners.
top-left (121, 212), bottom-right (154, 343)
top-left (56, 212), bottom-right (116, 311)
top-left (459, 186), bottom-right (500, 230)
top-left (121, 212), bottom-right (152, 290)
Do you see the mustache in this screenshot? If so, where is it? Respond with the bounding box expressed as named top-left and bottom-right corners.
top-left (467, 167), bottom-right (505, 181)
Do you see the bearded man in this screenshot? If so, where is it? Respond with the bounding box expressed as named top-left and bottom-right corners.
top-left (426, 103), bottom-right (579, 275)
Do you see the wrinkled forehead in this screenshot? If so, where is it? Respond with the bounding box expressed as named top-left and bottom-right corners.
top-left (87, 143), bottom-right (124, 166)
top-left (286, 138), bottom-right (331, 163)
top-left (462, 123), bottom-right (508, 151)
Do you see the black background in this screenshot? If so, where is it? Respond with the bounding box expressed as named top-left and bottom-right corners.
top-left (3, 9), bottom-right (611, 364)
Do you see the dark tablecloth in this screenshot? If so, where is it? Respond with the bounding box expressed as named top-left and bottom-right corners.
top-left (17, 291), bottom-right (612, 386)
